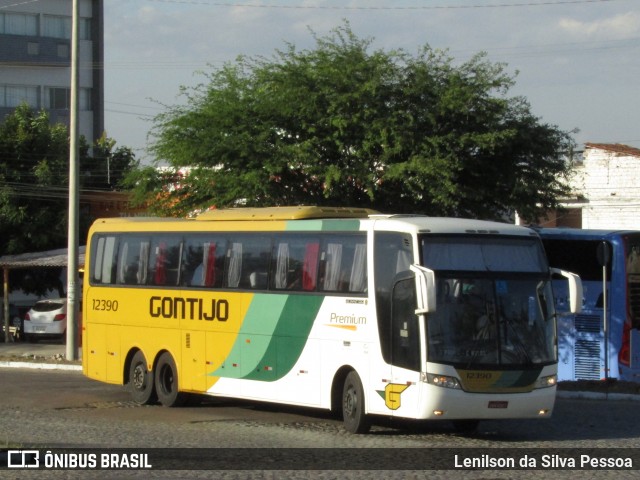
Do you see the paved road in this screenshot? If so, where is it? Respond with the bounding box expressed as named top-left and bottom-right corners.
top-left (1, 367), bottom-right (639, 479)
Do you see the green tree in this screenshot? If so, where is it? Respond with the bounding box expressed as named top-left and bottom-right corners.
top-left (136, 23), bottom-right (574, 220)
top-left (0, 104), bottom-right (70, 254)
top-left (86, 134), bottom-right (137, 190)
top-left (0, 105), bottom-right (137, 294)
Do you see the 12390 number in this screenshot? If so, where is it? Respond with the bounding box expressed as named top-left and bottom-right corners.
top-left (92, 299), bottom-right (119, 312)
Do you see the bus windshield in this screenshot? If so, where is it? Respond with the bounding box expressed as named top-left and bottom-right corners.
top-left (420, 236), bottom-right (556, 367)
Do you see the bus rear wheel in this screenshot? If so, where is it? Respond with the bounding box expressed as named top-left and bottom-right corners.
top-left (154, 352), bottom-right (187, 407)
top-left (129, 351), bottom-right (156, 405)
top-left (342, 371), bottom-right (370, 434)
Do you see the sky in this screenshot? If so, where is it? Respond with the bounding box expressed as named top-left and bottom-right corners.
top-left (103, 0), bottom-right (640, 163)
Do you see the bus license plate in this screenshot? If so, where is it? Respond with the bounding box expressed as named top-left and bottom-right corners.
top-left (488, 401), bottom-right (508, 409)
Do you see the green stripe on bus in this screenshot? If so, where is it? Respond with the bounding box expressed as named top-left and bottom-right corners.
top-left (210, 294), bottom-right (324, 381)
top-left (242, 295), bottom-right (324, 381)
top-left (285, 219), bottom-right (362, 231)
top-left (210, 295), bottom-right (287, 379)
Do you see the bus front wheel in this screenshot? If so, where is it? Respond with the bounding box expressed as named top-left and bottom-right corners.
top-left (342, 371), bottom-right (370, 434)
top-left (154, 352), bottom-right (187, 407)
top-left (129, 351), bottom-right (156, 405)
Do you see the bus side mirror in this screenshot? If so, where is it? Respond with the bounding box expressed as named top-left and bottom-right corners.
top-left (550, 268), bottom-right (583, 314)
top-left (410, 264), bottom-right (436, 314)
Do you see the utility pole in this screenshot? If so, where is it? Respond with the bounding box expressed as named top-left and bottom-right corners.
top-left (66, 0), bottom-right (80, 361)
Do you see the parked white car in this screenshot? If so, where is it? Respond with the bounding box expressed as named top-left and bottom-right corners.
top-left (23, 299), bottom-right (67, 341)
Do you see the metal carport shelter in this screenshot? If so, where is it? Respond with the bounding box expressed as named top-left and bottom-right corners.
top-left (0, 247), bottom-right (85, 343)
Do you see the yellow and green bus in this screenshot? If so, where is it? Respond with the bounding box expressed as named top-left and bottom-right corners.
top-left (83, 206), bottom-right (582, 433)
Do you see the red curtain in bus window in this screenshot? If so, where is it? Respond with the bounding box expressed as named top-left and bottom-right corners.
top-left (154, 243), bottom-right (167, 285)
top-left (302, 242), bottom-right (319, 291)
top-left (205, 243), bottom-right (217, 287)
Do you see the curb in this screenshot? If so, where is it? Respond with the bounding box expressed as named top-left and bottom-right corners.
top-left (0, 360), bottom-right (82, 371)
top-left (556, 390), bottom-right (640, 402)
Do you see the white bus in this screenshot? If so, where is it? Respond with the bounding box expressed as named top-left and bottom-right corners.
top-left (83, 207), bottom-right (582, 433)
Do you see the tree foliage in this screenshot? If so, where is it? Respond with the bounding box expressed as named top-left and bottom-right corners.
top-left (0, 105), bottom-right (137, 294)
top-left (136, 23), bottom-right (574, 219)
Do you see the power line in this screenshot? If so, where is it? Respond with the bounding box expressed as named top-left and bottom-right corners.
top-left (105, 107), bottom-right (155, 119)
top-left (142, 0), bottom-right (621, 11)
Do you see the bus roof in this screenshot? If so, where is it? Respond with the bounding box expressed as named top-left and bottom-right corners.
top-left (372, 216), bottom-right (538, 237)
top-left (535, 227), bottom-right (640, 240)
top-left (89, 208), bottom-right (537, 237)
top-left (195, 206), bottom-right (378, 221)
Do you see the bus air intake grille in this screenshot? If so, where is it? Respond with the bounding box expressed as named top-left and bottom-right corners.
top-left (574, 314), bottom-right (602, 380)
top-left (574, 314), bottom-right (600, 334)
top-left (574, 339), bottom-right (601, 380)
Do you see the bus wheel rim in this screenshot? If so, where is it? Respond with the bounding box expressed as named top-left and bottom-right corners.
top-left (344, 386), bottom-right (356, 417)
top-left (132, 364), bottom-right (146, 390)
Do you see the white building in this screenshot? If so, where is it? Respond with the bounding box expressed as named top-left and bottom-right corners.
top-left (519, 143), bottom-right (640, 229)
top-left (0, 0), bottom-right (104, 144)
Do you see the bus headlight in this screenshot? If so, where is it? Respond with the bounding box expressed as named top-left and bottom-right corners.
top-left (535, 374), bottom-right (557, 389)
top-left (426, 373), bottom-right (461, 390)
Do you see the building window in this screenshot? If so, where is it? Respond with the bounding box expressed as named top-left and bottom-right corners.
top-left (43, 15), bottom-right (71, 39)
top-left (27, 42), bottom-right (40, 56)
top-left (0, 84), bottom-right (39, 108)
top-left (45, 87), bottom-right (69, 110)
top-left (57, 44), bottom-right (70, 59)
top-left (80, 18), bottom-right (91, 40)
top-left (44, 87), bottom-right (92, 111)
top-left (80, 88), bottom-right (92, 111)
top-left (0, 12), bottom-right (38, 36)
top-left (1, 13), bottom-right (91, 40)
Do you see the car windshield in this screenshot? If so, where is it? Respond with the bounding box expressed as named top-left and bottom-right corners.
top-left (420, 235), bottom-right (556, 367)
top-left (33, 301), bottom-right (65, 312)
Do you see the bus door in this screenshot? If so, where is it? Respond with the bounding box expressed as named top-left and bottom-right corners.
top-left (387, 267), bottom-right (434, 417)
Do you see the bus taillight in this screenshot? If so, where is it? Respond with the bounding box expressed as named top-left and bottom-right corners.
top-left (619, 323), bottom-right (631, 367)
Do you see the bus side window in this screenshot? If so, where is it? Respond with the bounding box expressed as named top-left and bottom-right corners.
top-left (182, 242), bottom-right (204, 287)
top-left (149, 236), bottom-right (182, 286)
top-left (203, 241), bottom-right (219, 287)
top-left (181, 236), bottom-right (228, 289)
top-left (116, 236), bottom-right (150, 285)
top-left (224, 235), bottom-right (271, 289)
top-left (348, 243), bottom-right (367, 292)
top-left (91, 235), bottom-right (117, 285)
top-left (321, 242), bottom-right (343, 291)
top-left (302, 242), bottom-right (319, 291)
top-left (319, 235), bottom-right (367, 294)
top-left (271, 235), bottom-right (320, 291)
top-left (225, 243), bottom-right (243, 288)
